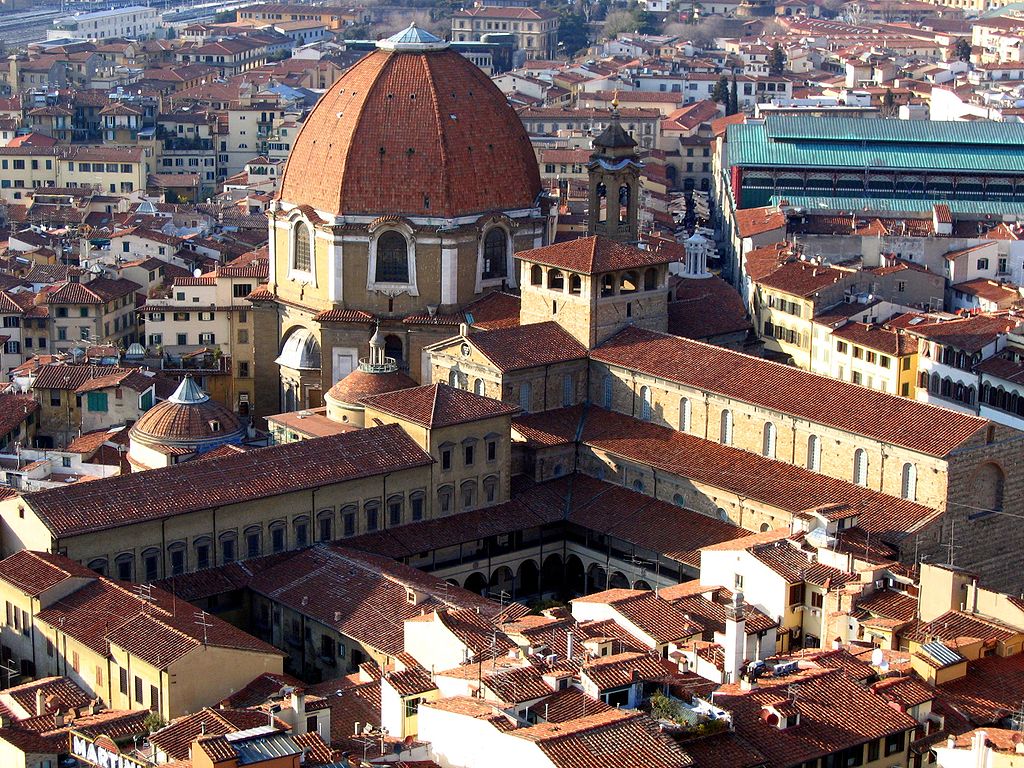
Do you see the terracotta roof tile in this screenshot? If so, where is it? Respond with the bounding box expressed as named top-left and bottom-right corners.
top-left (361, 383), bottom-right (518, 427)
top-left (24, 424), bottom-right (432, 537)
top-left (669, 275), bottom-right (751, 340)
top-left (592, 326), bottom-right (988, 457)
top-left (715, 669), bottom-right (917, 767)
top-left (906, 313), bottom-right (1020, 353)
top-left (0, 550), bottom-right (96, 597)
top-left (248, 545), bottom-right (505, 657)
top-left (854, 589), bottom-right (917, 623)
top-left (735, 206), bottom-right (785, 238)
top-left (465, 291), bottom-right (520, 331)
top-left (937, 652), bottom-right (1024, 725)
top-left (519, 236), bottom-right (675, 275)
top-left (466, 321), bottom-right (588, 372)
top-left (580, 651), bottom-right (670, 690)
top-left (47, 277), bottom-right (139, 305)
top-left (580, 407), bottom-right (939, 543)
top-left (756, 260), bottom-right (851, 297)
top-left (278, 47), bottom-right (540, 218)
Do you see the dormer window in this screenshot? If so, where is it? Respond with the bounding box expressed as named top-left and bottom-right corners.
top-left (209, 420), bottom-right (221, 433)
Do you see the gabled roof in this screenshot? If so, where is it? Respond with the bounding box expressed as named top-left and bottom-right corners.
top-left (904, 313), bottom-right (1019, 353)
top-left (46, 277), bottom-right (140, 305)
top-left (23, 424), bottom-right (433, 537)
top-left (361, 383), bottom-right (519, 428)
top-left (0, 550), bottom-right (96, 597)
top-left (462, 321), bottom-right (588, 372)
top-left (518, 235), bottom-right (674, 275)
top-left (715, 668), bottom-right (917, 768)
top-left (591, 326), bottom-right (988, 457)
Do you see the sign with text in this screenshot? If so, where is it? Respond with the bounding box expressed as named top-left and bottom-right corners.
top-left (68, 731), bottom-right (147, 768)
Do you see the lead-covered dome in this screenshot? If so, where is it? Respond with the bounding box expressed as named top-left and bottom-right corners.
top-left (277, 24), bottom-right (542, 219)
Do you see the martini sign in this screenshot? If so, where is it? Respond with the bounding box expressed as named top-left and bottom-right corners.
top-left (69, 731), bottom-right (147, 768)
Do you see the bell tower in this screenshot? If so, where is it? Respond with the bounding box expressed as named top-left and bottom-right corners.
top-left (587, 96), bottom-right (642, 243)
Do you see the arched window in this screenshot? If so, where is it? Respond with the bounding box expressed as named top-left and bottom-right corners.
top-left (562, 373), bottom-right (574, 407)
top-left (193, 537), bottom-right (212, 571)
top-left (720, 409), bottom-right (733, 445)
top-left (448, 368), bottom-right (461, 389)
top-left (644, 268), bottom-right (658, 291)
top-left (973, 462), bottom-right (1005, 512)
top-left (763, 422), bottom-right (777, 458)
top-left (438, 485), bottom-right (454, 516)
top-left (292, 516), bottom-right (309, 548)
top-left (602, 375), bottom-right (613, 408)
top-left (632, 478), bottom-right (644, 492)
top-left (293, 222), bottom-right (311, 272)
top-left (548, 269), bottom-right (564, 291)
top-left (88, 558), bottom-right (108, 576)
top-left (341, 505), bottom-right (357, 536)
top-left (901, 462), bottom-right (917, 501)
top-left (640, 386), bottom-right (652, 421)
top-left (672, 493), bottom-right (685, 507)
top-left (919, 371), bottom-right (929, 389)
top-left (569, 274), bottom-right (582, 295)
top-left (620, 271), bottom-right (638, 294)
top-left (410, 490), bottom-right (425, 521)
top-left (679, 397), bottom-right (691, 432)
top-left (483, 475), bottom-right (499, 505)
top-left (930, 372), bottom-right (940, 394)
top-left (460, 480), bottom-right (477, 511)
top-left (142, 548), bottom-right (160, 582)
top-left (618, 184), bottom-right (630, 222)
top-left (115, 553), bottom-right (134, 582)
top-left (530, 264), bottom-right (543, 285)
top-left (243, 525), bottom-right (262, 559)
top-left (268, 521), bottom-right (287, 553)
top-left (473, 378), bottom-right (485, 396)
top-left (853, 448), bottom-right (868, 487)
top-left (482, 228), bottom-right (507, 280)
top-left (601, 274), bottom-right (615, 297)
top-left (375, 231), bottom-right (409, 283)
top-left (807, 435), bottom-right (820, 472)
top-left (519, 382), bottom-right (532, 413)
top-left (364, 501), bottom-right (380, 532)
top-left (316, 509), bottom-right (334, 541)
top-left (219, 532), bottom-right (237, 564)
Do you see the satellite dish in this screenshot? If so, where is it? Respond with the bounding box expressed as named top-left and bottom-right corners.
top-left (870, 648), bottom-right (884, 667)
top-left (193, 268), bottom-right (202, 277)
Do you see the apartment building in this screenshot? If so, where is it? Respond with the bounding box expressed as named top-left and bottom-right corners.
top-left (46, 277), bottom-right (141, 351)
top-left (451, 7), bottom-right (559, 60)
top-left (0, 146), bottom-right (150, 203)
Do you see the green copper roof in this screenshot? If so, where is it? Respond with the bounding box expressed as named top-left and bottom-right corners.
top-left (768, 195), bottom-right (1024, 216)
top-left (762, 116), bottom-right (1024, 145)
top-left (728, 117), bottom-right (1024, 174)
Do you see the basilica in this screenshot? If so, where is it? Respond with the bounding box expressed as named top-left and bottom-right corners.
top-left (252, 24), bottom-right (550, 411)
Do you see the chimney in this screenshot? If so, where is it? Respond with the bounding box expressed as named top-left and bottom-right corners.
top-left (723, 591), bottom-right (746, 684)
top-left (53, 708), bottom-right (65, 728)
top-left (36, 689), bottom-right (45, 717)
top-left (291, 688), bottom-right (307, 734)
top-left (566, 631), bottom-right (574, 661)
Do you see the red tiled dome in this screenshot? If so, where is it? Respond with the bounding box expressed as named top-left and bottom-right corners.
top-left (326, 368), bottom-right (417, 405)
top-left (130, 377), bottom-right (244, 446)
top-left (277, 42), bottom-right (542, 218)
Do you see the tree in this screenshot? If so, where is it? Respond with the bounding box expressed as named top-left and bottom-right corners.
top-left (651, 691), bottom-right (685, 723)
top-left (880, 88), bottom-right (897, 117)
top-left (769, 42), bottom-right (786, 75)
top-left (631, 8), bottom-right (661, 35)
top-left (728, 72), bottom-right (739, 115)
top-left (213, 10), bottom-right (235, 23)
top-left (558, 10), bottom-right (591, 56)
top-left (954, 37), bottom-right (972, 62)
top-left (711, 74), bottom-right (729, 104)
top-left (602, 10), bottom-right (637, 39)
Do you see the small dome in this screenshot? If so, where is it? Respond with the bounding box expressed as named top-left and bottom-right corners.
top-left (325, 368), bottom-right (417, 406)
top-left (130, 376), bottom-right (244, 447)
top-left (275, 328), bottom-right (321, 371)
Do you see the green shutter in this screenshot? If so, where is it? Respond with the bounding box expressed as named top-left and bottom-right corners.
top-left (87, 392), bottom-right (108, 412)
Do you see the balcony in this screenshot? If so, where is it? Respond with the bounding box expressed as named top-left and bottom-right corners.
top-left (162, 137), bottom-right (213, 152)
